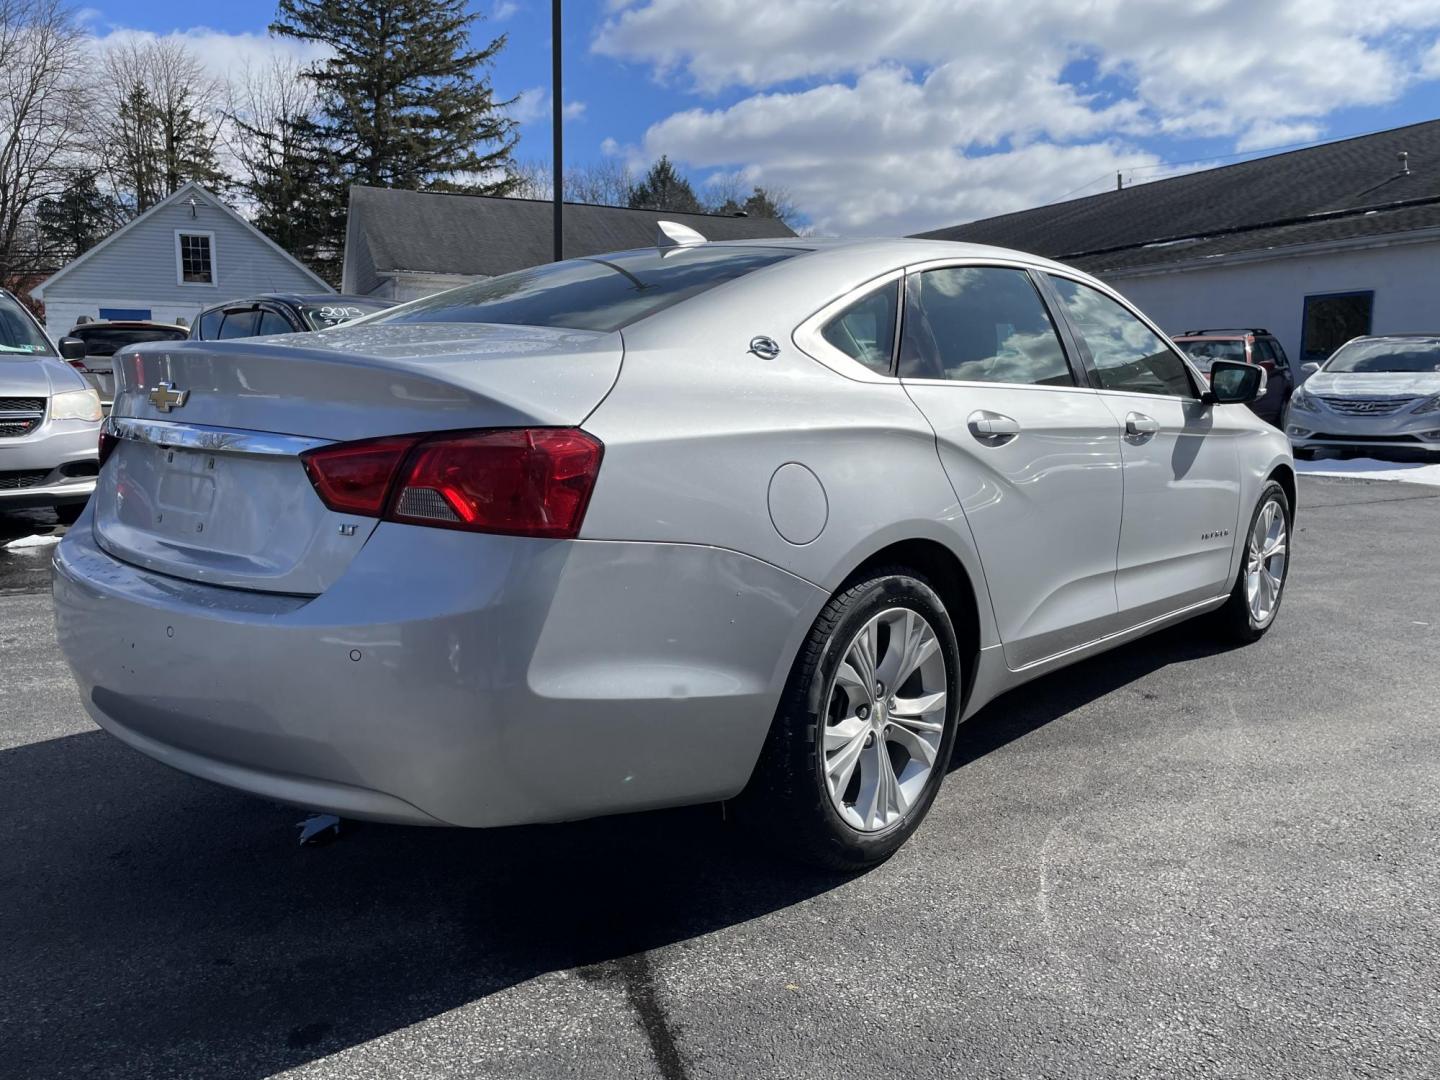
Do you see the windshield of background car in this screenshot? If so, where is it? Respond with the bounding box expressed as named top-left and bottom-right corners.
top-left (74, 326), bottom-right (186, 356)
top-left (1324, 339), bottom-right (1440, 373)
top-left (0, 295), bottom-right (55, 357)
top-left (302, 301), bottom-right (393, 329)
top-left (1177, 340), bottom-right (1246, 371)
top-left (373, 246), bottom-right (800, 333)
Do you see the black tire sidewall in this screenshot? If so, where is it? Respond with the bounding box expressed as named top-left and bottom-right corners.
top-left (802, 573), bottom-right (962, 866)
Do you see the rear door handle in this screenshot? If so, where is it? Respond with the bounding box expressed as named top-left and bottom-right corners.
top-left (967, 410), bottom-right (1020, 443)
top-left (1125, 412), bottom-right (1160, 438)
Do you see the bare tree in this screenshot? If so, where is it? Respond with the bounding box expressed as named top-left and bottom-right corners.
top-left (94, 37), bottom-right (226, 212)
top-left (509, 158), bottom-right (637, 207)
top-left (0, 0), bottom-right (89, 291)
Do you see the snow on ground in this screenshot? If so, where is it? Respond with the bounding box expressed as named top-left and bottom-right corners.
top-left (2, 534), bottom-right (61, 551)
top-left (1296, 456), bottom-right (1440, 487)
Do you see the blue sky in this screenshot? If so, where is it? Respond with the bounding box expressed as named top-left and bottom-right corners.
top-left (83, 0), bottom-right (1440, 235)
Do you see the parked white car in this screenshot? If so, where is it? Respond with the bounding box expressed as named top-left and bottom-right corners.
top-left (53, 235), bottom-right (1293, 867)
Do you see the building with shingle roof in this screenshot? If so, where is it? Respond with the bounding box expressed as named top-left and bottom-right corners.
top-left (915, 120), bottom-right (1440, 362)
top-left (342, 186), bottom-right (796, 301)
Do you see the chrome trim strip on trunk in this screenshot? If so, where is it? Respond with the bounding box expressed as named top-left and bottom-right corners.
top-left (106, 416), bottom-right (332, 457)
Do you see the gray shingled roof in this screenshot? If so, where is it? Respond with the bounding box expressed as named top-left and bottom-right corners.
top-left (345, 186), bottom-right (796, 286)
top-left (914, 119), bottom-right (1440, 274)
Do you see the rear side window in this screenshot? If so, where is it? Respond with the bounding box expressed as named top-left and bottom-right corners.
top-left (375, 246), bottom-right (799, 333)
top-left (820, 282), bottom-right (898, 374)
top-left (197, 310), bottom-right (222, 340)
top-left (1049, 276), bottom-right (1194, 397)
top-left (899, 267), bottom-right (1072, 386)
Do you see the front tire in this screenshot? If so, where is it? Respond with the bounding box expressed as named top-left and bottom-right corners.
top-left (743, 569), bottom-right (962, 870)
top-left (1214, 481), bottom-right (1291, 643)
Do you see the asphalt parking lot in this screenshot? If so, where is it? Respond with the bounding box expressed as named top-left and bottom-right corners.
top-left (3, 475), bottom-right (1438, 1080)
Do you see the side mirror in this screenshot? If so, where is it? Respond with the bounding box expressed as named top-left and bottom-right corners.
top-left (1300, 361), bottom-right (1321, 377)
top-left (58, 337), bottom-right (87, 362)
top-left (1203, 359), bottom-right (1265, 405)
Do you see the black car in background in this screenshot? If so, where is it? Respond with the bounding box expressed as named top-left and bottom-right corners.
top-left (190, 294), bottom-right (394, 340)
top-left (63, 320), bottom-right (190, 407)
top-left (1171, 328), bottom-right (1296, 425)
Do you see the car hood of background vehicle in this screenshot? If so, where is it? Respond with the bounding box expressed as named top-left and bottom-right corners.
top-left (1305, 370), bottom-right (1440, 398)
top-left (115, 322), bottom-right (623, 439)
top-left (0, 354), bottom-right (86, 396)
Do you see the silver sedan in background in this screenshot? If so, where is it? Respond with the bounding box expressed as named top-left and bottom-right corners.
top-left (0, 288), bottom-right (101, 522)
top-left (1285, 334), bottom-right (1440, 459)
top-left (52, 235), bottom-right (1293, 867)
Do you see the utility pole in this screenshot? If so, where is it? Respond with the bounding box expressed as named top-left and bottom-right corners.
top-left (552, 0), bottom-right (564, 262)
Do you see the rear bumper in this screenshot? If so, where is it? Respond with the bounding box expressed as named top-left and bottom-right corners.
top-left (53, 508), bottom-right (825, 827)
top-left (0, 419), bottom-right (99, 508)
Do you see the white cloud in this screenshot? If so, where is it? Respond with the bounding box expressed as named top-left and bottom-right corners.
top-left (594, 0), bottom-right (1440, 234)
top-left (492, 1), bottom-right (521, 19)
top-left (511, 85), bottom-right (587, 126)
top-left (88, 26), bottom-right (329, 86)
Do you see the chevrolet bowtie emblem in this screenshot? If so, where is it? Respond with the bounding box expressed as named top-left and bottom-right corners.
top-left (148, 381), bottom-right (189, 412)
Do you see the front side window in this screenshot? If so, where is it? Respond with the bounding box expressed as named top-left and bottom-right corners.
top-left (0, 293), bottom-right (55, 356)
top-left (376, 246), bottom-right (799, 333)
top-left (1301, 291), bottom-right (1372, 360)
top-left (197, 310), bottom-right (222, 340)
top-left (1177, 339), bottom-right (1246, 373)
top-left (178, 233), bottom-right (214, 284)
top-left (820, 282), bottom-right (898, 374)
top-left (256, 310), bottom-right (294, 336)
top-left (217, 310), bottom-right (258, 339)
top-left (1049, 276), bottom-right (1194, 397)
top-left (898, 267), bottom-right (1072, 386)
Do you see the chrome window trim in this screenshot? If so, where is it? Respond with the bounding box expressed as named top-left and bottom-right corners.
top-left (106, 416), bottom-right (330, 457)
top-left (792, 268), bottom-right (907, 383)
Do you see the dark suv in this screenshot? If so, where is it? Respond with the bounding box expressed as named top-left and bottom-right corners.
top-left (1171, 328), bottom-right (1295, 425)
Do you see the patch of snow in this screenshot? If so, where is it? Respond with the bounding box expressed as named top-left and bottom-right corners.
top-left (1295, 456), bottom-right (1440, 488)
top-left (3, 533), bottom-right (62, 550)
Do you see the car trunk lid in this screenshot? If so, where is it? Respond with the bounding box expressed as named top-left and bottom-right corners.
top-left (93, 323), bottom-right (621, 594)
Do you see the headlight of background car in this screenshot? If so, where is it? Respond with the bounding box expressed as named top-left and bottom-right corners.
top-left (1289, 387), bottom-right (1317, 412)
top-left (1413, 394), bottom-right (1440, 415)
top-left (49, 388), bottom-right (102, 422)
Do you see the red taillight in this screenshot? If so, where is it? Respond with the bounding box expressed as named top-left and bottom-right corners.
top-left (301, 428), bottom-right (604, 539)
top-left (99, 429), bottom-right (118, 467)
top-left (301, 435), bottom-right (421, 516)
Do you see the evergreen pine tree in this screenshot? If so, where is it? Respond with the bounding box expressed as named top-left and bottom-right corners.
top-left (36, 170), bottom-right (122, 261)
top-left (627, 156), bottom-right (703, 214)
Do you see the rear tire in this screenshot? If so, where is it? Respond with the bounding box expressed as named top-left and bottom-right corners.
top-left (1213, 481), bottom-right (1291, 643)
top-left (741, 569), bottom-right (962, 870)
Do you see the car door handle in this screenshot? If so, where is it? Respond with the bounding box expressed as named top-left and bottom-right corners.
top-left (1125, 412), bottom-right (1160, 438)
top-left (967, 411), bottom-right (1020, 443)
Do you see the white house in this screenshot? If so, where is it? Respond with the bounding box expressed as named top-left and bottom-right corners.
top-left (918, 119), bottom-right (1440, 365)
top-left (32, 182), bottom-right (331, 332)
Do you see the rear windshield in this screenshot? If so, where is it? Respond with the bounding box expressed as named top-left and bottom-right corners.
top-left (373, 246), bottom-right (799, 333)
top-left (73, 326), bottom-right (187, 356)
top-left (1177, 340), bottom-right (1246, 369)
top-left (1324, 339), bottom-right (1440, 373)
top-left (302, 301), bottom-right (392, 329)
top-left (0, 294), bottom-right (54, 357)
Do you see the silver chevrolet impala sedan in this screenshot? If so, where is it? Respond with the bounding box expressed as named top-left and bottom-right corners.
top-left (53, 235), bottom-right (1294, 868)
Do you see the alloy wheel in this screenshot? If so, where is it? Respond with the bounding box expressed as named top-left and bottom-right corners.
top-left (1246, 495), bottom-right (1288, 624)
top-left (822, 607), bottom-right (948, 832)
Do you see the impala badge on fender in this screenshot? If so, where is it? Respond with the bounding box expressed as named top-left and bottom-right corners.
top-left (148, 381), bottom-right (189, 412)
